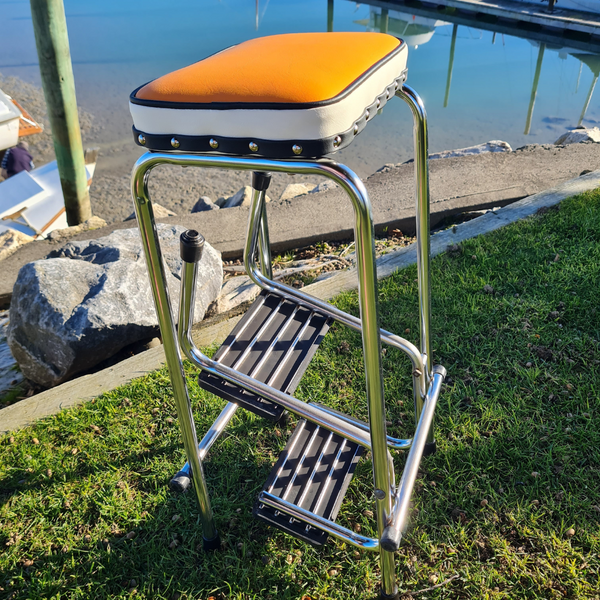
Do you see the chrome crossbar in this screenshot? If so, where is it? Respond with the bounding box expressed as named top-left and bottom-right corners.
top-left (311, 402), bottom-right (412, 451)
top-left (259, 491), bottom-right (379, 551)
top-left (173, 401), bottom-right (239, 481)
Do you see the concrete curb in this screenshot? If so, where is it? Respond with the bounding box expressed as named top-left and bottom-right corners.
top-left (1, 168), bottom-right (599, 435)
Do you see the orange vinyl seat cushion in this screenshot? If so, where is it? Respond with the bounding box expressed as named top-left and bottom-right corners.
top-left (130, 32), bottom-right (408, 158)
top-left (136, 33), bottom-right (401, 105)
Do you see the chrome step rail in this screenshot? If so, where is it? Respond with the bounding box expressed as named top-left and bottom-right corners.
top-left (381, 366), bottom-right (446, 551)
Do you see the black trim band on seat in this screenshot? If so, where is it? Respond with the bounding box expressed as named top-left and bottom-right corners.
top-left (133, 74), bottom-right (406, 159)
top-left (129, 40), bottom-right (407, 111)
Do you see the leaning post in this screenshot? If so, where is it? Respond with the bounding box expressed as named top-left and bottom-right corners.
top-left (30, 0), bottom-right (92, 225)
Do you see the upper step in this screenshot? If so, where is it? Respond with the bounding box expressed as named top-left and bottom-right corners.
top-left (198, 290), bottom-right (331, 420)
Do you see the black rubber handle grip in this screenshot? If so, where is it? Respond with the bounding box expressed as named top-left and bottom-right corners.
top-left (180, 229), bottom-right (205, 263)
top-left (252, 171), bottom-right (272, 191)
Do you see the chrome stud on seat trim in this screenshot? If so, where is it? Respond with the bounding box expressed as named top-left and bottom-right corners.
top-left (376, 99), bottom-right (381, 108)
top-left (365, 109), bottom-right (370, 120)
top-left (333, 136), bottom-right (342, 148)
top-left (292, 144), bottom-right (302, 155)
top-left (209, 139), bottom-right (219, 149)
top-left (138, 134), bottom-right (146, 145)
top-left (249, 142), bottom-right (259, 152)
top-left (171, 137), bottom-right (180, 149)
top-left (353, 124), bottom-right (359, 135)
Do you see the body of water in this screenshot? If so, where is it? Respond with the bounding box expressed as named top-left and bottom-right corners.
top-left (1, 0), bottom-right (599, 177)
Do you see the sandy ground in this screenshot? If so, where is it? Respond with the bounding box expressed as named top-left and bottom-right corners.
top-left (0, 74), bottom-right (351, 223)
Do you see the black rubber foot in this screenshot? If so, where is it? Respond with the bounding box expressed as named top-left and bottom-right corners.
top-left (276, 410), bottom-right (290, 426)
top-left (169, 471), bottom-right (191, 493)
top-left (202, 533), bottom-right (221, 552)
top-left (423, 441), bottom-right (437, 457)
top-left (379, 588), bottom-right (400, 600)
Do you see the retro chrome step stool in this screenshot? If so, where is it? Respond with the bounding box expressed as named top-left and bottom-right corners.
top-left (129, 32), bottom-right (445, 600)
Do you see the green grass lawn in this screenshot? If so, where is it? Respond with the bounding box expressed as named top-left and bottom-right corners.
top-left (1, 191), bottom-right (599, 600)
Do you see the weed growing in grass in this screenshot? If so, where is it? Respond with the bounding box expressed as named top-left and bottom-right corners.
top-left (1, 192), bottom-right (599, 599)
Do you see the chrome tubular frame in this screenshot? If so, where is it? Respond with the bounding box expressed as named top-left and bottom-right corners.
top-left (381, 366), bottom-right (446, 552)
top-left (131, 84), bottom-right (436, 599)
top-left (396, 85), bottom-right (435, 448)
top-left (131, 168), bottom-right (218, 545)
top-left (256, 185), bottom-right (273, 279)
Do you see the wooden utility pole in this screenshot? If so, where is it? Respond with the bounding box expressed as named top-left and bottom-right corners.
top-left (30, 0), bottom-right (92, 225)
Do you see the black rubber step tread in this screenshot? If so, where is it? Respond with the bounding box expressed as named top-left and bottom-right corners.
top-left (198, 291), bottom-right (331, 421)
top-left (254, 419), bottom-right (363, 546)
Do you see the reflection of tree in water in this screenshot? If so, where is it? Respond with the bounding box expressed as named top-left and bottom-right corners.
top-left (572, 53), bottom-right (600, 126)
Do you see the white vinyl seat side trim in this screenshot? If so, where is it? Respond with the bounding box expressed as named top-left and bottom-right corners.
top-left (130, 47), bottom-right (407, 141)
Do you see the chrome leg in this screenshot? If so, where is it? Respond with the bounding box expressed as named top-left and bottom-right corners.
top-left (397, 85), bottom-right (435, 452)
top-left (131, 162), bottom-right (219, 548)
top-left (325, 166), bottom-right (396, 598)
top-left (252, 171), bottom-right (273, 279)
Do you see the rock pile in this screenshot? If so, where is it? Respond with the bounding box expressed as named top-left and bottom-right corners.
top-left (7, 225), bottom-right (222, 387)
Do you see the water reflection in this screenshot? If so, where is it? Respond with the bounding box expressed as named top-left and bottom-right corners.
top-left (525, 40), bottom-right (600, 132)
top-left (573, 53), bottom-right (600, 126)
top-left (354, 1), bottom-right (600, 137)
top-left (360, 7), bottom-right (452, 48)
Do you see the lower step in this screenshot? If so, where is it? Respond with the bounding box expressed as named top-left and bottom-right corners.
top-left (254, 419), bottom-right (363, 546)
top-left (198, 291), bottom-right (331, 421)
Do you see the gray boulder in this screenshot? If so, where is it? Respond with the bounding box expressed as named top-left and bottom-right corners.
top-left (428, 140), bottom-right (512, 160)
top-left (279, 183), bottom-right (312, 202)
top-left (220, 186), bottom-right (271, 208)
top-left (555, 127), bottom-right (600, 145)
top-left (7, 225), bottom-right (222, 387)
top-left (191, 196), bottom-right (220, 212)
top-left (222, 186), bottom-right (253, 208)
top-left (310, 180), bottom-right (337, 194)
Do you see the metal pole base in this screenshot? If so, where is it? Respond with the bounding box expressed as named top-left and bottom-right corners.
top-left (170, 470), bottom-right (192, 493)
top-left (202, 533), bottom-right (222, 552)
top-left (423, 441), bottom-right (437, 457)
top-left (380, 588), bottom-right (400, 600)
